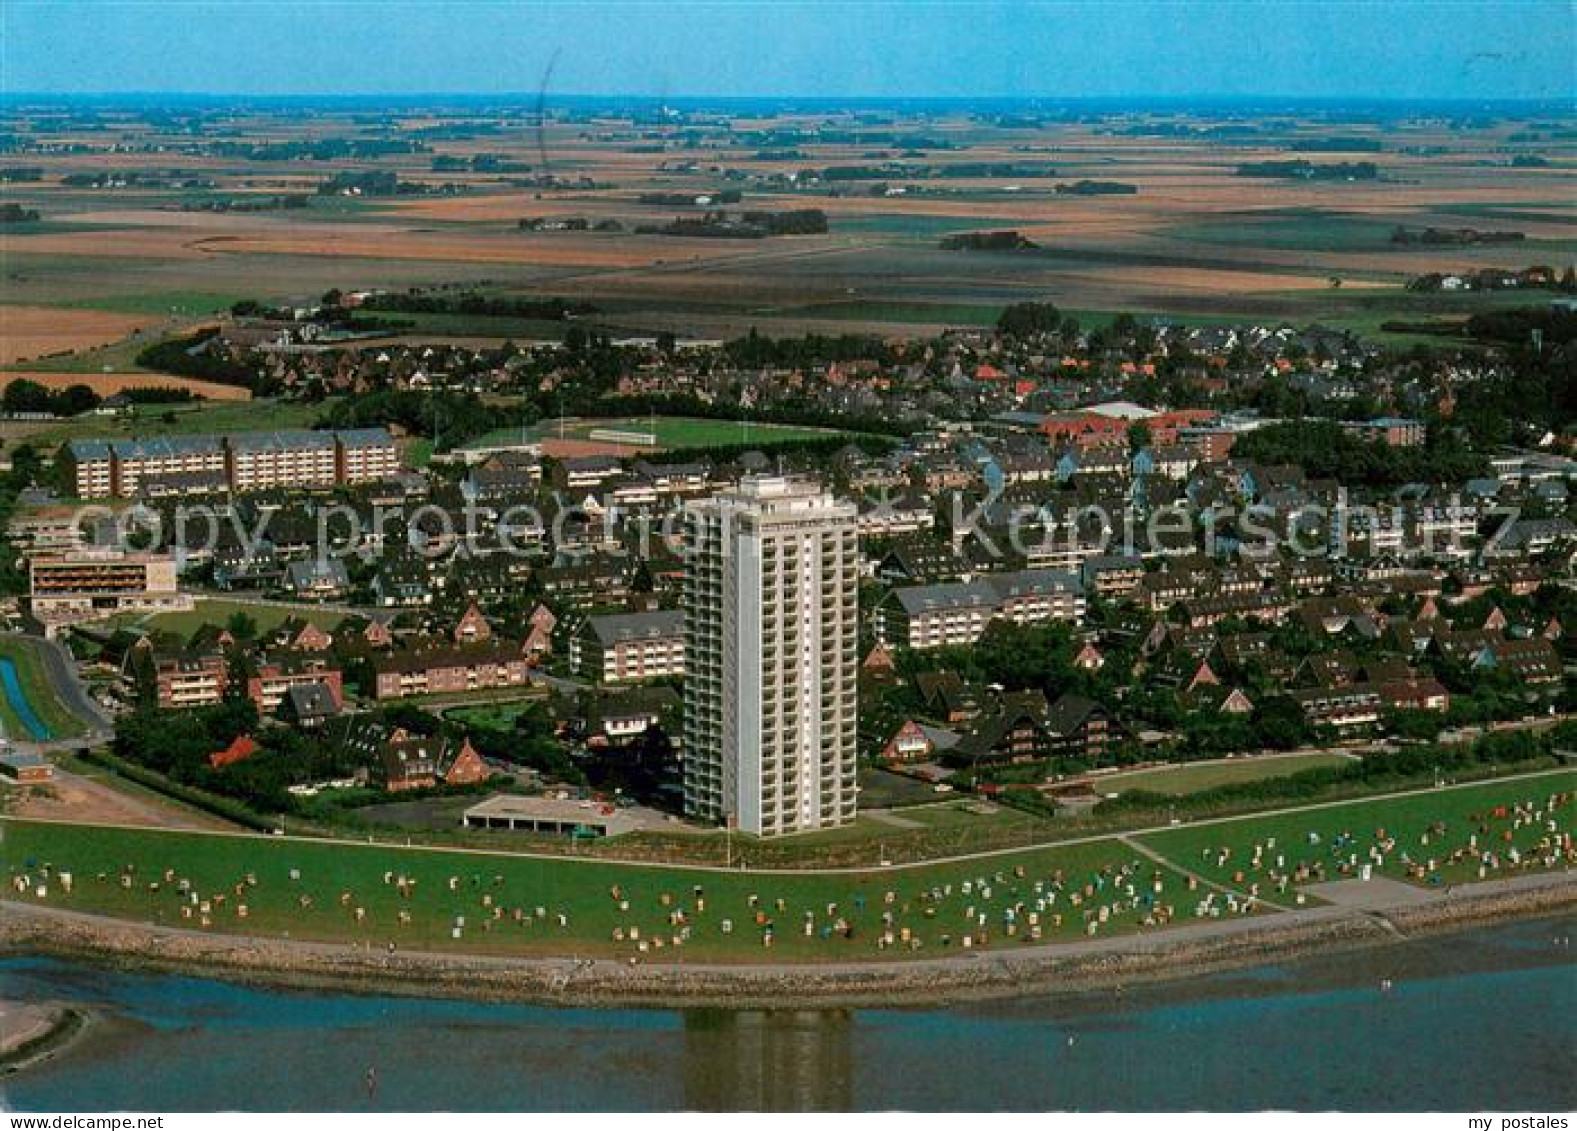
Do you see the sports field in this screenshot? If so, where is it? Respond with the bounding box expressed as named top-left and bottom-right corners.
top-left (477, 415), bottom-right (852, 456)
top-left (4, 769), bottom-right (1570, 963)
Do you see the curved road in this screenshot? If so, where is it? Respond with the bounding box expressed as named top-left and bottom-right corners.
top-left (31, 634), bottom-right (113, 739)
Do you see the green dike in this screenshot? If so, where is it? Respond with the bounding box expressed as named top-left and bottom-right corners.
top-left (4, 769), bottom-right (1572, 963)
top-left (1, 820), bottom-right (1193, 963)
top-left (1134, 770), bottom-right (1576, 892)
top-left (0, 636), bottom-right (88, 740)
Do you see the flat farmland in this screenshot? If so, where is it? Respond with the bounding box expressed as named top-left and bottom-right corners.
top-left (0, 306), bottom-right (153, 366)
top-left (0, 106), bottom-right (1570, 351)
top-left (2, 371), bottom-right (253, 400)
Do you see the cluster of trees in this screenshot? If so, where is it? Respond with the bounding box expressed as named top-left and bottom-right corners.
top-left (1231, 420), bottom-right (1488, 488)
top-left (805, 162), bottom-right (1054, 181)
top-left (1, 378), bottom-right (198, 419)
top-left (135, 329), bottom-right (260, 391)
top-left (0, 203), bottom-right (39, 224)
top-left (2, 378), bottom-right (100, 416)
top-left (316, 171), bottom-right (463, 197)
top-left (1452, 340), bottom-right (1577, 448)
top-left (1390, 226), bottom-right (1525, 246)
top-left (1054, 180), bottom-right (1138, 195)
top-left (1235, 160), bottom-right (1380, 180)
top-left (940, 230), bottom-right (1038, 251)
top-left (0, 445), bottom-right (43, 595)
top-left (319, 387), bottom-right (525, 450)
top-left (634, 208), bottom-right (828, 239)
top-left (213, 138), bottom-right (428, 161)
top-left (355, 290), bottom-right (598, 321)
top-left (722, 328), bottom-right (901, 369)
top-left (741, 209), bottom-right (829, 235)
top-left (995, 300), bottom-right (1066, 338)
top-left (181, 194), bottom-right (310, 214)
top-left (431, 153), bottom-right (530, 173)
top-left (1465, 306), bottom-right (1577, 346)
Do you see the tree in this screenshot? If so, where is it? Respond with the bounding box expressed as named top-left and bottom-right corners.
top-left (225, 611), bottom-right (259, 641)
top-left (996, 301), bottom-right (1062, 338)
top-left (1127, 421), bottom-right (1153, 454)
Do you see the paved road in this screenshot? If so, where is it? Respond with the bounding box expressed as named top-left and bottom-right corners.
top-left (31, 634), bottom-right (113, 738)
top-left (528, 669), bottom-right (588, 695)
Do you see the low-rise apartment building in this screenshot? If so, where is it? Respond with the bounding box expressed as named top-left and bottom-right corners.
top-left (569, 609), bottom-right (686, 683)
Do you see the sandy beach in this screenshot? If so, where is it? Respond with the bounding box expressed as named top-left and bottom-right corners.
top-left (0, 999), bottom-right (88, 1074)
top-left (3, 870), bottom-right (1571, 1010)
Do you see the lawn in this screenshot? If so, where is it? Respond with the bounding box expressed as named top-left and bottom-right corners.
top-left (114, 598), bottom-right (345, 639)
top-left (1097, 753), bottom-right (1356, 797)
top-left (0, 635), bottom-right (90, 741)
top-left (444, 699), bottom-right (544, 730)
top-left (4, 770), bottom-right (1569, 963)
top-left (1132, 768), bottom-right (1575, 893)
top-left (0, 819), bottom-right (1190, 963)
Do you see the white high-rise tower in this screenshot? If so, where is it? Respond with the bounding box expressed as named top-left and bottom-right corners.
top-left (682, 476), bottom-right (859, 836)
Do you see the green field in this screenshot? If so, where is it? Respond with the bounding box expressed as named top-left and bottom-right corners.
top-left (1098, 753), bottom-right (1356, 797)
top-left (1133, 769), bottom-right (1576, 893)
top-left (41, 290), bottom-right (251, 317)
top-left (499, 415), bottom-right (851, 452)
top-left (112, 598), bottom-right (345, 639)
top-left (4, 770), bottom-right (1570, 962)
top-left (1, 820), bottom-right (1194, 962)
top-left (0, 635), bottom-right (91, 741)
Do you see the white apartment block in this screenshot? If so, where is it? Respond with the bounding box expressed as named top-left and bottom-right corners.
top-left (683, 477), bottom-right (859, 837)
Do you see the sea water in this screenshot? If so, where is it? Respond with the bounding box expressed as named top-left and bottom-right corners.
top-left (2, 915), bottom-right (1573, 1112)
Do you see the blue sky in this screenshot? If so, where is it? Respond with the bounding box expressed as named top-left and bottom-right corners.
top-left (3, 1), bottom-right (1572, 100)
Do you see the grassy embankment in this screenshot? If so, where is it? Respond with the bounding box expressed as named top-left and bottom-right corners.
top-left (3, 770), bottom-right (1569, 964)
top-left (0, 635), bottom-right (90, 741)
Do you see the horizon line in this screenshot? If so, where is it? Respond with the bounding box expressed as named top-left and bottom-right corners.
top-left (2, 90), bottom-right (1574, 108)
